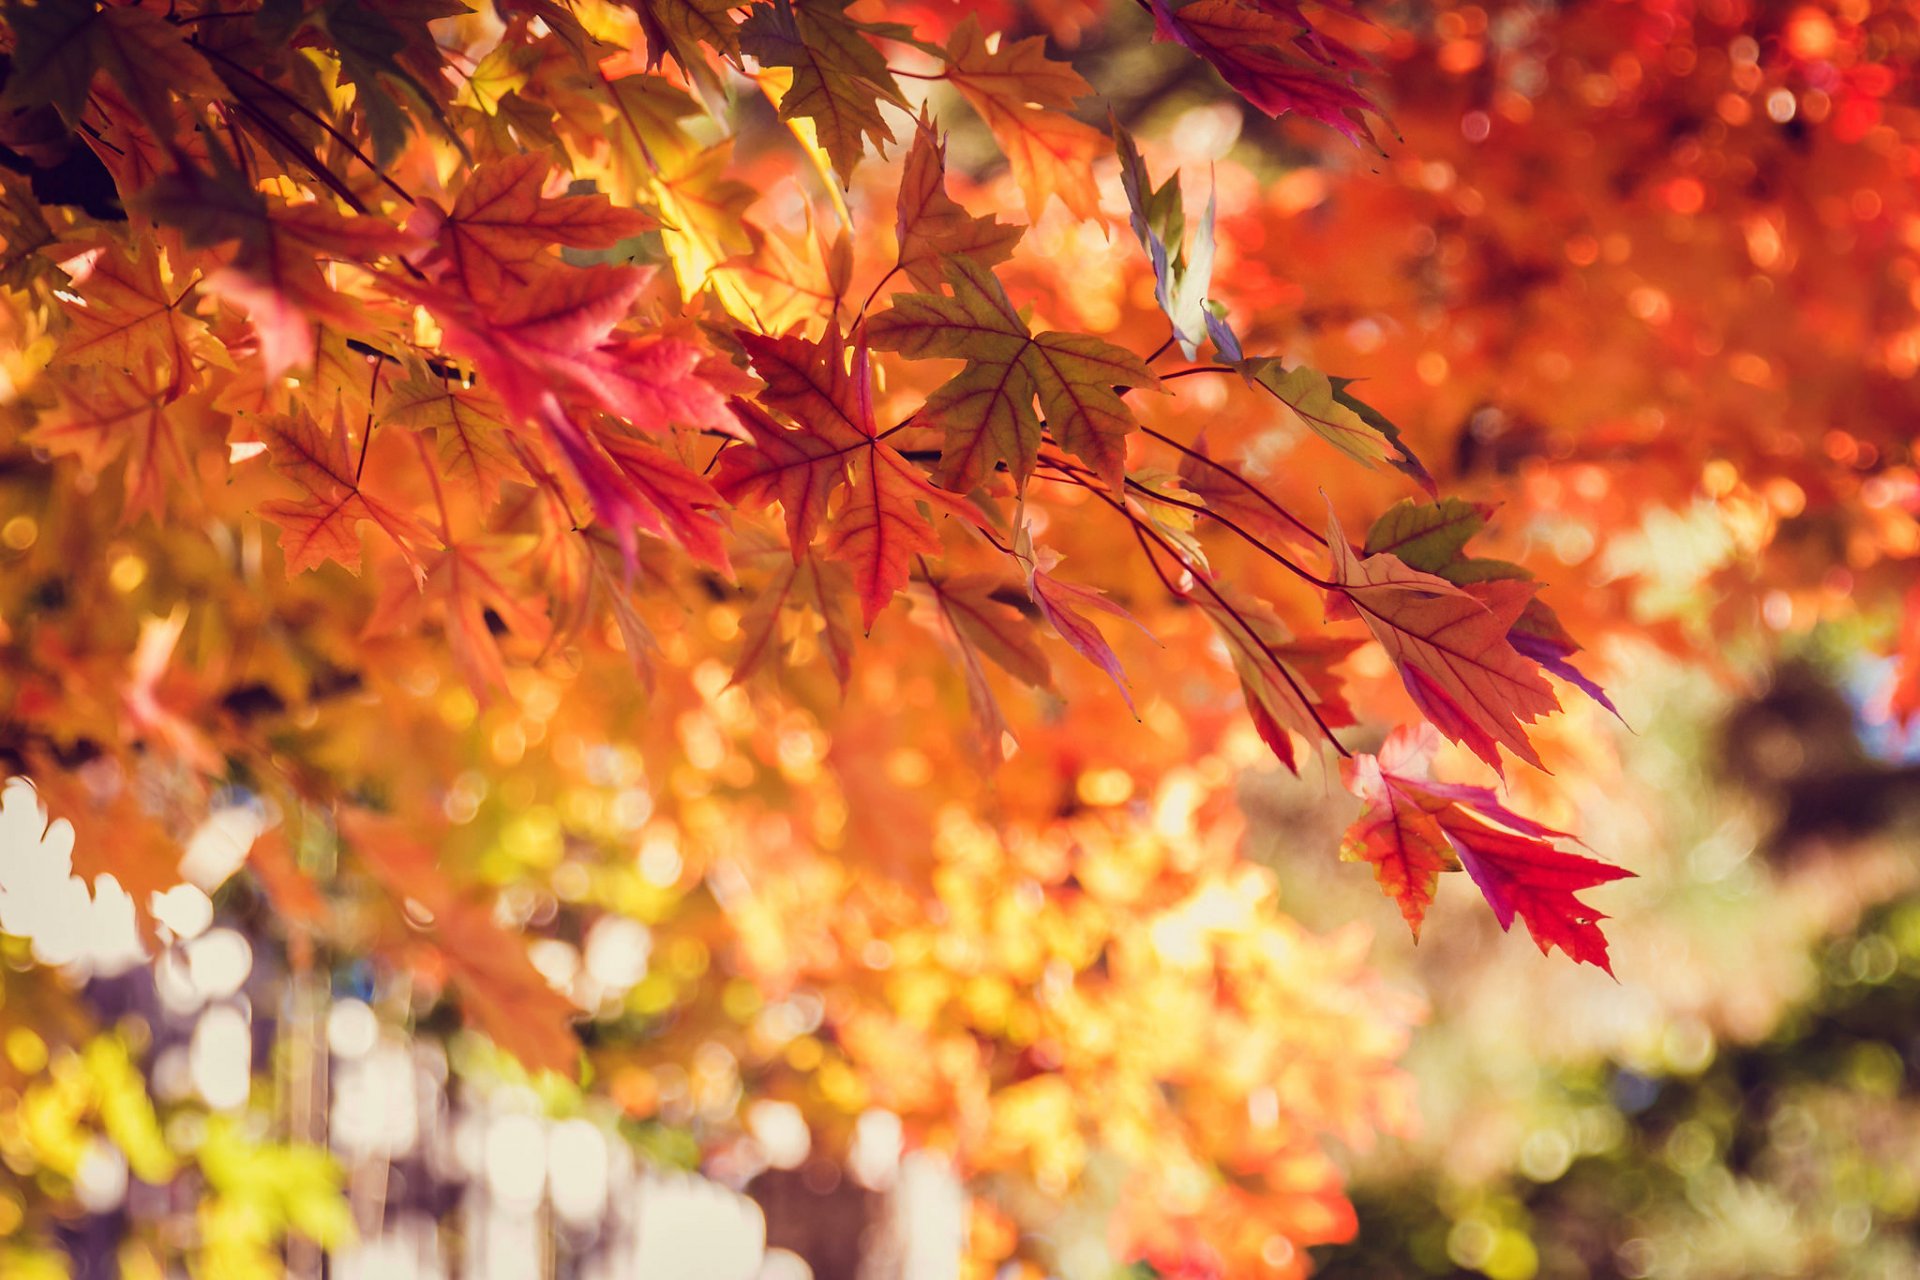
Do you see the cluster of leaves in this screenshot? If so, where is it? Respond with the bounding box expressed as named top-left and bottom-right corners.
top-left (0, 0), bottom-right (1628, 1022)
top-left (8, 0), bottom-right (1834, 1272)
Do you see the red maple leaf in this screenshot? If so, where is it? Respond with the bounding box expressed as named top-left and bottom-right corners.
top-left (1342, 728), bottom-right (1632, 970)
top-left (719, 326), bottom-right (982, 626)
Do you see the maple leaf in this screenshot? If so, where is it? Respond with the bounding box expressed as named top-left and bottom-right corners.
top-left (367, 535), bottom-right (553, 696)
top-left (824, 439), bottom-right (967, 628)
top-left (741, 0), bottom-right (906, 185)
top-left (867, 255), bottom-right (1159, 491)
top-left (399, 264), bottom-right (733, 436)
top-left (1367, 499), bottom-right (1619, 717)
top-left (731, 537), bottom-right (858, 689)
top-left (894, 117), bottom-right (1023, 293)
top-left (941, 16), bottom-right (1107, 223)
top-left (1326, 504), bottom-right (1559, 774)
top-left (306, 0), bottom-right (467, 165)
top-left (1449, 816), bottom-right (1635, 973)
top-left (51, 241), bottom-right (222, 384)
top-left (627, 0), bottom-right (744, 82)
top-left (1016, 524), bottom-right (1145, 711)
top-left (379, 363), bottom-right (523, 510)
top-left (1115, 121), bottom-right (1216, 359)
top-left (921, 572), bottom-right (1051, 756)
top-left (22, 749), bottom-right (195, 946)
top-left (133, 168), bottom-right (419, 378)
top-left (0, 183), bottom-right (55, 290)
top-left (1233, 359), bottom-right (1426, 479)
top-left (721, 329), bottom-right (981, 625)
top-left (0, 2), bottom-right (224, 139)
top-left (711, 216), bottom-right (850, 335)
top-left (392, 265), bottom-right (738, 568)
top-left (599, 431), bottom-right (733, 572)
top-left (1194, 588), bottom-right (1357, 772)
top-left (650, 138), bottom-right (761, 302)
top-left (254, 405), bottom-right (438, 579)
top-left (342, 812), bottom-right (580, 1077)
top-left (1363, 497), bottom-right (1495, 570)
top-left (413, 155), bottom-right (659, 298)
top-left (1340, 749), bottom-right (1455, 940)
top-left (716, 395), bottom-right (857, 553)
top-left (926, 574), bottom-right (1052, 690)
top-left (24, 367), bottom-right (217, 526)
top-left (1341, 728), bottom-right (1631, 968)
top-left (1149, 0), bottom-right (1378, 146)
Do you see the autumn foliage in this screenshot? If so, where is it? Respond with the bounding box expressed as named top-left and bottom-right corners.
top-left (3, 0), bottom-right (1919, 1275)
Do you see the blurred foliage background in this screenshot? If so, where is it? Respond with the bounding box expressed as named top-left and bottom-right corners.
top-left (1291, 645), bottom-right (1920, 1280)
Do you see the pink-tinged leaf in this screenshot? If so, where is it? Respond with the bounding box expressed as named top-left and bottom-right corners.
top-left (600, 433), bottom-right (732, 573)
top-left (1242, 682), bottom-right (1298, 772)
top-left (1017, 527), bottom-right (1148, 711)
top-left (391, 268), bottom-right (735, 442)
top-left (1509, 624), bottom-right (1623, 720)
top-left (1326, 503), bottom-right (1558, 774)
top-left (1150, 0), bottom-right (1378, 145)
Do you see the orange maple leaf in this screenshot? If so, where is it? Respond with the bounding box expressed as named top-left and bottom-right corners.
top-left (942, 16), bottom-right (1107, 223)
top-left (414, 154), bottom-right (658, 297)
top-left (255, 405), bottom-right (438, 579)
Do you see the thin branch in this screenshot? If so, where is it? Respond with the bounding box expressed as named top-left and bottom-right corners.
top-left (1122, 476), bottom-right (1333, 587)
top-left (355, 358), bottom-right (385, 485)
top-left (855, 262), bottom-right (904, 324)
top-left (1042, 448), bottom-right (1335, 590)
top-left (1137, 424), bottom-right (1326, 546)
top-left (195, 40), bottom-right (417, 207)
top-left (1160, 365), bottom-right (1238, 382)
top-left (1032, 458), bottom-right (1352, 756)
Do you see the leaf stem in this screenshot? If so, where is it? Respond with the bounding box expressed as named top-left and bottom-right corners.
top-left (856, 262), bottom-right (904, 324)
